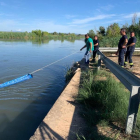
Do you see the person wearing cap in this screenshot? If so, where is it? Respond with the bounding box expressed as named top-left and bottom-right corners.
top-left (80, 34), bottom-right (94, 64)
top-left (124, 31), bottom-right (137, 68)
top-left (116, 28), bottom-right (128, 67)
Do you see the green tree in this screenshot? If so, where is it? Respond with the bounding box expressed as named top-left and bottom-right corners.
top-left (32, 30), bottom-right (42, 37)
top-left (99, 26), bottom-right (106, 36)
top-left (42, 31), bottom-right (49, 37)
top-left (88, 30), bottom-right (95, 39)
top-left (106, 23), bottom-right (120, 37)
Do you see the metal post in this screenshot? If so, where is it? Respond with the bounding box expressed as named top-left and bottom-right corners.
top-left (126, 86), bottom-right (140, 134)
top-left (98, 54), bottom-right (101, 70)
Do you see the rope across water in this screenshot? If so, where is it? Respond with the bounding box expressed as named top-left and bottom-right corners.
top-left (30, 51), bottom-right (80, 74)
top-left (0, 51), bottom-right (80, 88)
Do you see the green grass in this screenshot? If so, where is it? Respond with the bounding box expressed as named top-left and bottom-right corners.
top-left (65, 67), bottom-right (75, 82)
top-left (76, 69), bottom-right (140, 139)
top-left (0, 31), bottom-right (84, 40)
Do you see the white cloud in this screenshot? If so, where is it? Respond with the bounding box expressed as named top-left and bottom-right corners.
top-left (16, 29), bottom-right (21, 31)
top-left (100, 5), bottom-right (114, 11)
top-left (71, 14), bottom-right (116, 24)
top-left (124, 12), bottom-right (140, 18)
top-left (65, 15), bottom-right (77, 19)
top-left (105, 19), bottom-right (122, 24)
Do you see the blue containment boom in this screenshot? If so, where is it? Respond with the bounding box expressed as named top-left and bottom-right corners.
top-left (0, 74), bottom-right (33, 88)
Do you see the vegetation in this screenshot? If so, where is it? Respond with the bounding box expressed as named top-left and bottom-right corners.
top-left (88, 14), bottom-right (140, 48)
top-left (76, 69), bottom-right (140, 139)
top-left (0, 30), bottom-right (84, 40)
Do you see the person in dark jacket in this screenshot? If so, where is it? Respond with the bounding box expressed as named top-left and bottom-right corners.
top-left (116, 28), bottom-right (128, 67)
top-left (124, 31), bottom-right (137, 68)
top-left (93, 35), bottom-right (99, 60)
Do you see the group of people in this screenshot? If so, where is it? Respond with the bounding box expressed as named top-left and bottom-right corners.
top-left (80, 34), bottom-right (99, 64)
top-left (116, 28), bottom-right (136, 68)
top-left (80, 28), bottom-right (137, 68)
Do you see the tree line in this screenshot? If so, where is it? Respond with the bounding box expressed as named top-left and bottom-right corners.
top-left (0, 30), bottom-right (83, 40)
top-left (88, 14), bottom-right (140, 47)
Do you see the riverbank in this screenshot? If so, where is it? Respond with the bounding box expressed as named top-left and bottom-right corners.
top-left (30, 64), bottom-right (87, 139)
top-left (30, 53), bottom-right (140, 140)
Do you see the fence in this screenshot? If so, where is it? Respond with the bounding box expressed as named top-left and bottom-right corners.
top-left (97, 50), bottom-right (140, 134)
top-left (99, 47), bottom-right (140, 52)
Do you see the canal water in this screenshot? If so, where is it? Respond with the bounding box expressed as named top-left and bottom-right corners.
top-left (0, 39), bottom-right (84, 140)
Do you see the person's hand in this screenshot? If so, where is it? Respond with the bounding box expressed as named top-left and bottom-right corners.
top-left (90, 50), bottom-right (92, 53)
top-left (80, 48), bottom-right (82, 51)
top-left (122, 46), bottom-right (126, 49)
top-left (115, 51), bottom-right (118, 55)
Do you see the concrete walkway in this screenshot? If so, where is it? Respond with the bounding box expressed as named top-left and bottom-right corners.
top-left (30, 68), bottom-right (86, 140)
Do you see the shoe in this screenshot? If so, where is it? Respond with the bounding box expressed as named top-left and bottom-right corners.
top-left (124, 63), bottom-right (127, 67)
top-left (85, 60), bottom-right (89, 64)
top-left (130, 65), bottom-right (134, 68)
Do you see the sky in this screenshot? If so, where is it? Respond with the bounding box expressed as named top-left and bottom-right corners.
top-left (0, 0), bottom-right (140, 34)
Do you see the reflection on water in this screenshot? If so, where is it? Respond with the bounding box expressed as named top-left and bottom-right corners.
top-left (0, 39), bottom-right (84, 140)
top-left (0, 38), bottom-right (82, 45)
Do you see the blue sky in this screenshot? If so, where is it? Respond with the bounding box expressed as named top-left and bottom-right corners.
top-left (0, 0), bottom-right (140, 33)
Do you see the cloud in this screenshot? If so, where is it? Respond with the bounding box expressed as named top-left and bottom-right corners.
top-left (105, 19), bottom-right (122, 24)
top-left (100, 5), bottom-right (114, 11)
top-left (65, 15), bottom-right (77, 19)
top-left (71, 14), bottom-right (116, 24)
top-left (124, 12), bottom-right (140, 18)
top-left (16, 29), bottom-right (22, 31)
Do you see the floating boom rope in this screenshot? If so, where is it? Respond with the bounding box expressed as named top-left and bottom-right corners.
top-left (0, 51), bottom-right (79, 89)
top-left (0, 74), bottom-right (33, 88)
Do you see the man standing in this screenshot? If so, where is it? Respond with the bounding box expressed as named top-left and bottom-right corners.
top-left (116, 28), bottom-right (128, 67)
top-left (93, 35), bottom-right (99, 60)
top-left (80, 34), bottom-right (94, 64)
top-left (124, 32), bottom-right (137, 68)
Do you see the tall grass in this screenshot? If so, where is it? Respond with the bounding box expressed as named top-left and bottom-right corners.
top-left (76, 69), bottom-right (140, 139)
top-left (0, 31), bottom-right (84, 40)
top-left (77, 70), bottom-right (130, 123)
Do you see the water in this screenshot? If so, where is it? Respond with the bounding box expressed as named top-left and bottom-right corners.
top-left (0, 39), bottom-right (84, 140)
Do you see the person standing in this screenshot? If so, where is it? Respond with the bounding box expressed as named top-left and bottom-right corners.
top-left (80, 34), bottom-right (94, 64)
top-left (124, 31), bottom-right (137, 68)
top-left (116, 28), bottom-right (128, 67)
top-left (93, 35), bottom-right (99, 60)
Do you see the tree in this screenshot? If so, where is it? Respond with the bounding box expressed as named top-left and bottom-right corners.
top-left (42, 31), bottom-right (49, 37)
top-left (132, 13), bottom-right (137, 25)
top-left (32, 30), bottom-right (42, 37)
top-left (53, 32), bottom-right (57, 35)
top-left (99, 26), bottom-right (106, 36)
top-left (88, 30), bottom-right (95, 39)
top-left (106, 23), bottom-right (120, 37)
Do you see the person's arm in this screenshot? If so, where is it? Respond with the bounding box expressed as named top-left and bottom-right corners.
top-left (80, 45), bottom-right (86, 51)
top-left (126, 38), bottom-right (136, 47)
top-left (89, 42), bottom-right (92, 53)
top-left (127, 43), bottom-right (135, 47)
top-left (122, 38), bottom-right (128, 48)
top-left (94, 43), bottom-right (98, 46)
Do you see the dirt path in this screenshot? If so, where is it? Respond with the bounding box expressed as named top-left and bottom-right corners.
top-left (106, 53), bottom-right (140, 78)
